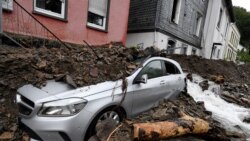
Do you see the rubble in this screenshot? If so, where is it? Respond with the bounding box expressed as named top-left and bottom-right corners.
top-left (0, 42), bottom-right (250, 140)
top-left (109, 93), bottom-right (246, 141)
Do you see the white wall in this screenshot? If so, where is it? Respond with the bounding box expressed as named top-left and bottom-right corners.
top-left (224, 23), bottom-right (241, 61)
top-left (126, 32), bottom-right (155, 49)
top-left (126, 32), bottom-right (202, 56)
top-left (238, 44), bottom-right (246, 52)
top-left (202, 0), bottom-right (232, 60)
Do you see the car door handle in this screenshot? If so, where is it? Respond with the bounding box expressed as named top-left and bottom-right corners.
top-left (160, 80), bottom-right (165, 85)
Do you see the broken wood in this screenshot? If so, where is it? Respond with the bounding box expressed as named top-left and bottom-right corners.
top-left (210, 74), bottom-right (224, 84)
top-left (133, 113), bottom-right (210, 141)
top-left (220, 92), bottom-right (241, 104)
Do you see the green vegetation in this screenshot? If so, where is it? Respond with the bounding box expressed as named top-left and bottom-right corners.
top-left (237, 50), bottom-right (250, 63)
top-left (233, 6), bottom-right (250, 51)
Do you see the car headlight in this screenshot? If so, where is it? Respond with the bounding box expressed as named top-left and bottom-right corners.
top-left (38, 98), bottom-right (87, 117)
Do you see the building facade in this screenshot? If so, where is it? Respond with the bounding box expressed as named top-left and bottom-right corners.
top-left (126, 0), bottom-right (208, 56)
top-left (202, 0), bottom-right (235, 59)
top-left (238, 44), bottom-right (247, 52)
top-left (224, 23), bottom-right (240, 61)
top-left (2, 0), bottom-right (130, 45)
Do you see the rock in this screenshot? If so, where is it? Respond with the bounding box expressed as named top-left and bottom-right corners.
top-left (127, 65), bottom-right (137, 69)
top-left (22, 135), bottom-right (30, 141)
top-left (36, 60), bottom-right (47, 69)
top-left (199, 80), bottom-right (209, 91)
top-left (88, 135), bottom-right (100, 141)
top-left (243, 117), bottom-right (250, 123)
top-left (89, 67), bottom-right (98, 78)
top-left (0, 125), bottom-right (3, 134)
top-left (187, 73), bottom-right (193, 81)
top-left (10, 125), bottom-right (17, 132)
top-left (96, 119), bottom-right (117, 141)
top-left (65, 75), bottom-right (77, 88)
top-left (0, 132), bottom-right (13, 140)
top-left (0, 99), bottom-right (5, 103)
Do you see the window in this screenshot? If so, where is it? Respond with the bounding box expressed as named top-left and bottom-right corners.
top-left (192, 48), bottom-right (197, 55)
top-left (181, 44), bottom-right (188, 55)
top-left (217, 49), bottom-right (220, 58)
top-left (171, 0), bottom-right (181, 24)
top-left (2, 0), bottom-right (13, 11)
top-left (167, 40), bottom-right (176, 54)
top-left (34, 0), bottom-right (67, 19)
top-left (137, 43), bottom-right (144, 50)
top-left (225, 22), bottom-right (229, 36)
top-left (195, 14), bottom-right (202, 36)
top-left (87, 0), bottom-right (109, 30)
top-left (138, 61), bottom-right (164, 79)
top-left (164, 61), bottom-right (180, 75)
top-left (217, 8), bottom-right (223, 28)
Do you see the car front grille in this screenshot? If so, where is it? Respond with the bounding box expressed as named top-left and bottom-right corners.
top-left (18, 103), bottom-right (33, 115)
top-left (18, 95), bottom-right (35, 116)
top-left (20, 96), bottom-right (35, 108)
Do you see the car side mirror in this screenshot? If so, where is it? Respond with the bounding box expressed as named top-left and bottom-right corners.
top-left (135, 74), bottom-right (148, 84)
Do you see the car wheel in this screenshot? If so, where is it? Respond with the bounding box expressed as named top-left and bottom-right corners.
top-left (85, 108), bottom-right (124, 141)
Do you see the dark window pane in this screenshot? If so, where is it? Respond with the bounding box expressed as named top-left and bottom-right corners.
top-left (139, 61), bottom-right (163, 79)
top-left (36, 0), bottom-right (62, 14)
top-left (165, 62), bottom-right (180, 75)
top-left (88, 12), bottom-right (104, 26)
top-left (171, 0), bottom-right (178, 22)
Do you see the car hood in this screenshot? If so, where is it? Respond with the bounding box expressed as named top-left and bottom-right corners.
top-left (17, 80), bottom-right (123, 103)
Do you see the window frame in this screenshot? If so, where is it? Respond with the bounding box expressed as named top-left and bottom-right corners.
top-left (195, 14), bottom-right (202, 37)
top-left (87, 0), bottom-right (110, 32)
top-left (167, 39), bottom-right (176, 54)
top-left (2, 0), bottom-right (13, 11)
top-left (217, 8), bottom-right (223, 29)
top-left (33, 0), bottom-right (68, 21)
top-left (133, 60), bottom-right (165, 83)
top-left (181, 43), bottom-right (188, 55)
top-left (171, 0), bottom-right (182, 24)
top-left (163, 61), bottom-right (181, 75)
top-left (192, 48), bottom-right (197, 55)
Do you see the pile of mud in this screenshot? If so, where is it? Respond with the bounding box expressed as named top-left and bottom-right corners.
top-left (0, 44), bottom-right (250, 140)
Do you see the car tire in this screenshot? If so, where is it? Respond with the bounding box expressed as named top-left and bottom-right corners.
top-left (84, 107), bottom-right (124, 141)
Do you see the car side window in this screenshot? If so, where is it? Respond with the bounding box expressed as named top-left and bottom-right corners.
top-left (138, 60), bottom-right (164, 79)
top-left (164, 61), bottom-right (181, 75)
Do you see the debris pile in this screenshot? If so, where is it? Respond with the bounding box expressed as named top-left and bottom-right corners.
top-left (170, 55), bottom-right (250, 86)
top-left (0, 44), bottom-right (148, 89)
top-left (0, 43), bottom-right (250, 140)
top-left (0, 44), bottom-right (150, 141)
top-left (109, 93), bottom-right (246, 141)
top-left (221, 83), bottom-right (250, 108)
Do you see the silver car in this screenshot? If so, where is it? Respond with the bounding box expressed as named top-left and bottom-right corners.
top-left (16, 57), bottom-right (186, 141)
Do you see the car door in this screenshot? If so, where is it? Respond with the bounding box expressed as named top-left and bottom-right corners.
top-left (131, 60), bottom-right (171, 115)
top-left (163, 61), bottom-right (184, 99)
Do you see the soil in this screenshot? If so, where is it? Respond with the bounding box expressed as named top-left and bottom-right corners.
top-left (0, 42), bottom-right (250, 140)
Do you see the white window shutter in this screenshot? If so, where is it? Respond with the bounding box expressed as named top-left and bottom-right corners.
top-left (89, 0), bottom-right (108, 17)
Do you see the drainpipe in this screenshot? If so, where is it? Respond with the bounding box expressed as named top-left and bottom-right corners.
top-left (0, 0), bottom-right (2, 44)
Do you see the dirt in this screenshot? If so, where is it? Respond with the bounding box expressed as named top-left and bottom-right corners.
top-left (109, 93), bottom-right (246, 141)
top-left (0, 41), bottom-right (250, 140)
top-left (169, 55), bottom-right (250, 86)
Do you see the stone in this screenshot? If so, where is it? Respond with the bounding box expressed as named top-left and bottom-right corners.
top-left (0, 132), bottom-right (13, 140)
top-left (36, 60), bottom-right (47, 69)
top-left (89, 67), bottom-right (98, 78)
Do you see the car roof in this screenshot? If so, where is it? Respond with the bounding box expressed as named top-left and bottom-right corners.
top-left (144, 57), bottom-right (180, 66)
